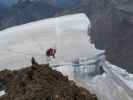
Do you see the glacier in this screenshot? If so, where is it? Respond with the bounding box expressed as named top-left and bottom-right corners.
top-left (0, 13), bottom-right (133, 100)
top-left (0, 13), bottom-right (97, 69)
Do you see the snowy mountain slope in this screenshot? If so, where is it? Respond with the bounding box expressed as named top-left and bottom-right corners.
top-left (0, 13), bottom-right (133, 100)
top-left (0, 13), bottom-right (103, 70)
top-left (91, 74), bottom-right (132, 100)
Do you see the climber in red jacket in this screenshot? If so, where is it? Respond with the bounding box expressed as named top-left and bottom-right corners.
top-left (46, 48), bottom-right (56, 58)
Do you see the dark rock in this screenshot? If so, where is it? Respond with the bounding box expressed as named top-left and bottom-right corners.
top-left (0, 64), bottom-right (97, 100)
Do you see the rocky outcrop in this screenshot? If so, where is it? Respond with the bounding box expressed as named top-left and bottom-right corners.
top-left (0, 64), bottom-right (97, 100)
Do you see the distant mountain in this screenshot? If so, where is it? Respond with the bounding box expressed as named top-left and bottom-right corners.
top-left (23, 0), bottom-right (81, 8)
top-left (44, 0), bottom-right (81, 8)
top-left (0, 0), bottom-right (59, 29)
top-left (0, 0), bottom-right (81, 8)
top-left (0, 2), bottom-right (8, 27)
top-left (0, 0), bottom-right (81, 29)
top-left (0, 0), bottom-right (18, 6)
top-left (0, 3), bottom-right (8, 16)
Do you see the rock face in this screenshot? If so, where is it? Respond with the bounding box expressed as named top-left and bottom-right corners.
top-left (0, 64), bottom-right (97, 100)
top-left (59, 0), bottom-right (133, 73)
top-left (88, 0), bottom-right (133, 73)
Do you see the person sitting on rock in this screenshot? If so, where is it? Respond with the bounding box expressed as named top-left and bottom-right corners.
top-left (31, 57), bottom-right (38, 66)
